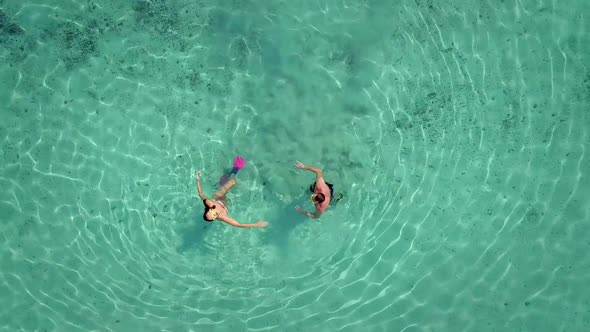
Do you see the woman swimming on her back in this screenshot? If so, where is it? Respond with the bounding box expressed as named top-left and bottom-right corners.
top-left (195, 170), bottom-right (267, 228)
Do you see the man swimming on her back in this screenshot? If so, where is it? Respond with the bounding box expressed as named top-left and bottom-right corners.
top-left (294, 161), bottom-right (332, 219)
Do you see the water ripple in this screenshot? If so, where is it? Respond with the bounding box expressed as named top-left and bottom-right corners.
top-left (0, 0), bottom-right (588, 331)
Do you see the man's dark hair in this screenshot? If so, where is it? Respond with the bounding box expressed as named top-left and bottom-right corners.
top-left (314, 193), bottom-right (325, 203)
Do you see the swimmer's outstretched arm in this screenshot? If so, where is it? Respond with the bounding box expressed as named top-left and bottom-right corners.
top-left (195, 171), bottom-right (207, 200)
top-left (295, 161), bottom-right (323, 178)
top-left (218, 215), bottom-right (268, 228)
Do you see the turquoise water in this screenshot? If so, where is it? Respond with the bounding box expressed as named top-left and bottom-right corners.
top-left (1, 0), bottom-right (588, 331)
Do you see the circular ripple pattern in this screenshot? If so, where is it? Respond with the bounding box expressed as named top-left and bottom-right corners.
top-left (0, 0), bottom-right (588, 331)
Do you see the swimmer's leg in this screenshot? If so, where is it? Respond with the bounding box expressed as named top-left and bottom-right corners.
top-left (213, 178), bottom-right (237, 200)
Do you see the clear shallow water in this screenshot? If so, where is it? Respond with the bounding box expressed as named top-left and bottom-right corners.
top-left (0, 0), bottom-right (588, 331)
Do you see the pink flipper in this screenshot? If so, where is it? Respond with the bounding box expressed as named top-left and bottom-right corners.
top-left (232, 156), bottom-right (246, 171)
top-left (219, 156), bottom-right (246, 186)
